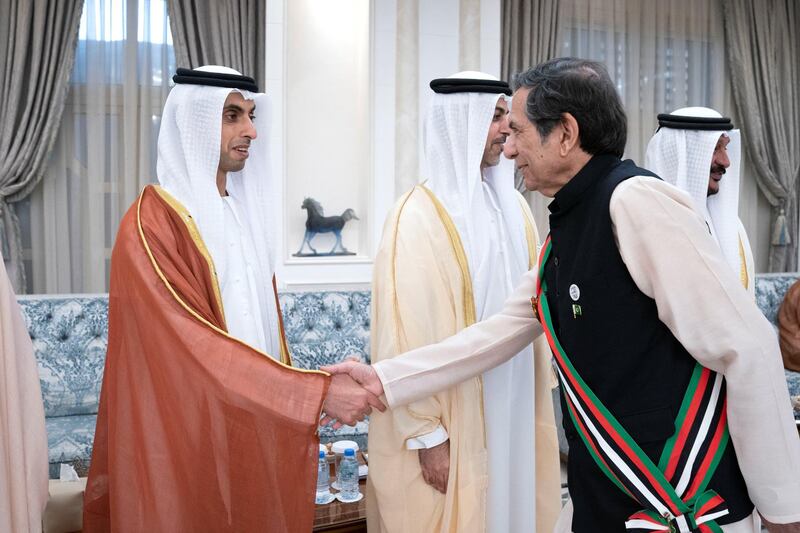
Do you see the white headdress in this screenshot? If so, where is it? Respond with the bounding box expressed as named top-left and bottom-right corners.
top-left (644, 106), bottom-right (742, 275)
top-left (424, 71), bottom-right (528, 319)
top-left (156, 66), bottom-right (279, 334)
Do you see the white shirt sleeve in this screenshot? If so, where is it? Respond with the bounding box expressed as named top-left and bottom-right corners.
top-left (610, 176), bottom-right (800, 524)
top-left (405, 425), bottom-right (450, 450)
top-left (374, 268), bottom-right (542, 408)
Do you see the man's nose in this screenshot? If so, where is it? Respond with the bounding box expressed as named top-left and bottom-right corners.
top-left (243, 117), bottom-right (257, 140)
top-left (716, 150), bottom-right (730, 169)
top-left (498, 115), bottom-right (511, 135)
top-left (503, 137), bottom-right (517, 159)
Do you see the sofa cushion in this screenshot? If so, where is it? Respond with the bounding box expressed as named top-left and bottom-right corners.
top-left (281, 291), bottom-right (371, 369)
top-left (19, 296), bottom-right (108, 418)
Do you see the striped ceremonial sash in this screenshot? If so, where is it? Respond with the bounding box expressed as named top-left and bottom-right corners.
top-left (534, 236), bottom-right (730, 533)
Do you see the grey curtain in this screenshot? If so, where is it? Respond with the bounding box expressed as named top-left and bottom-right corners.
top-left (501, 0), bottom-right (562, 82)
top-left (0, 0), bottom-right (83, 292)
top-left (501, 0), bottom-right (562, 233)
top-left (723, 0), bottom-right (800, 271)
top-left (167, 0), bottom-right (266, 90)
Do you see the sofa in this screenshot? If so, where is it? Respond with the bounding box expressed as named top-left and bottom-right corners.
top-left (19, 275), bottom-right (800, 479)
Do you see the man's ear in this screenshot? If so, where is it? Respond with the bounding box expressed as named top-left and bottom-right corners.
top-left (559, 113), bottom-right (581, 156)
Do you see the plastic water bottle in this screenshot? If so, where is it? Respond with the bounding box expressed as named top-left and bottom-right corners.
top-left (337, 448), bottom-right (360, 502)
top-left (315, 451), bottom-right (333, 504)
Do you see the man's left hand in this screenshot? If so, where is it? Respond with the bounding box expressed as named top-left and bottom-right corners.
top-left (419, 440), bottom-right (450, 494)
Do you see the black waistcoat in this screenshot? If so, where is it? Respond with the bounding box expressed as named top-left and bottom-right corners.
top-left (545, 154), bottom-right (753, 531)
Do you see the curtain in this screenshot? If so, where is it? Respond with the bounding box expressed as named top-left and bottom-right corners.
top-left (0, 0), bottom-right (83, 292)
top-left (501, 0), bottom-right (561, 82)
top-left (167, 0), bottom-right (266, 90)
top-left (501, 0), bottom-right (562, 235)
top-left (560, 0), bottom-right (726, 166)
top-left (723, 0), bottom-right (800, 272)
top-left (19, 0), bottom-right (176, 294)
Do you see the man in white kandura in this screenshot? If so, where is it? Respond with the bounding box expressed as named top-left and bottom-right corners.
top-left (645, 107), bottom-right (755, 295)
top-left (368, 72), bottom-right (560, 533)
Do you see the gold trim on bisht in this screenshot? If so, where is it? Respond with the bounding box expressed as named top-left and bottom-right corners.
top-left (272, 276), bottom-right (294, 367)
top-left (151, 186), bottom-right (226, 323)
top-left (417, 185), bottom-right (477, 326)
top-left (738, 236), bottom-right (749, 290)
top-left (416, 184), bottom-right (486, 446)
top-left (138, 186), bottom-right (316, 374)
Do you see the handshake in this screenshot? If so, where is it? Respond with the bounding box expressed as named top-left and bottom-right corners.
top-left (319, 358), bottom-right (387, 428)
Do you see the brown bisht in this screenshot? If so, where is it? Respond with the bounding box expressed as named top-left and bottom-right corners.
top-left (84, 185), bottom-right (330, 532)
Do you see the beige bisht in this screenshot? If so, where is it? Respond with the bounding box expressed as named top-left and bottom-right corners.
top-left (0, 258), bottom-right (48, 532)
top-left (367, 185), bottom-right (560, 533)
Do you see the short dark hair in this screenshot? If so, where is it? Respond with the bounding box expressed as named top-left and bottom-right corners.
top-left (511, 57), bottom-right (627, 158)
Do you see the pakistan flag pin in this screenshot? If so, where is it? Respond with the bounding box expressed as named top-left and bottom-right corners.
top-left (569, 284), bottom-right (582, 318)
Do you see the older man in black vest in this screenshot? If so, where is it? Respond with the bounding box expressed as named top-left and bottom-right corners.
top-left (325, 58), bottom-right (800, 532)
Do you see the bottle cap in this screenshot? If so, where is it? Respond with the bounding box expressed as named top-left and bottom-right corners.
top-left (331, 440), bottom-right (359, 454)
top-left (319, 450), bottom-right (326, 459)
top-left (344, 448), bottom-right (355, 457)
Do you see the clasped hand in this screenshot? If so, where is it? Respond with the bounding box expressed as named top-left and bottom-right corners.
top-left (319, 359), bottom-right (386, 428)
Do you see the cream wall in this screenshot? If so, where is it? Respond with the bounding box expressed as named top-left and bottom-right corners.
top-left (284, 0), bottom-right (371, 261)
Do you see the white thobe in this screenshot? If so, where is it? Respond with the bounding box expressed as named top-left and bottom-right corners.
top-left (221, 196), bottom-right (280, 358)
top-left (479, 183), bottom-right (536, 533)
top-left (373, 176), bottom-right (800, 530)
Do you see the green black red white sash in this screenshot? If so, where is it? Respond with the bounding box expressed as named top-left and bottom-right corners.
top-left (534, 236), bottom-right (731, 533)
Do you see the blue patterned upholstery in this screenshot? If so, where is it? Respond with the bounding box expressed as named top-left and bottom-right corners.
top-left (282, 291), bottom-right (371, 368)
top-left (754, 275), bottom-right (800, 418)
top-left (755, 273), bottom-right (800, 327)
top-left (18, 296), bottom-right (107, 477)
top-left (19, 296), bottom-right (108, 418)
top-left (19, 277), bottom-right (800, 478)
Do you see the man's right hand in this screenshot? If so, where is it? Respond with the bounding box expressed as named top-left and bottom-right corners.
top-left (418, 440), bottom-right (450, 494)
top-left (322, 373), bottom-right (385, 426)
top-left (321, 360), bottom-right (384, 398)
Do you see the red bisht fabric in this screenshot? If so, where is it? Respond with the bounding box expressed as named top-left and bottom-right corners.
top-left (84, 185), bottom-right (329, 532)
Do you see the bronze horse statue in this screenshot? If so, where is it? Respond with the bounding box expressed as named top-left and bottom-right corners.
top-left (295, 197), bottom-right (359, 255)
